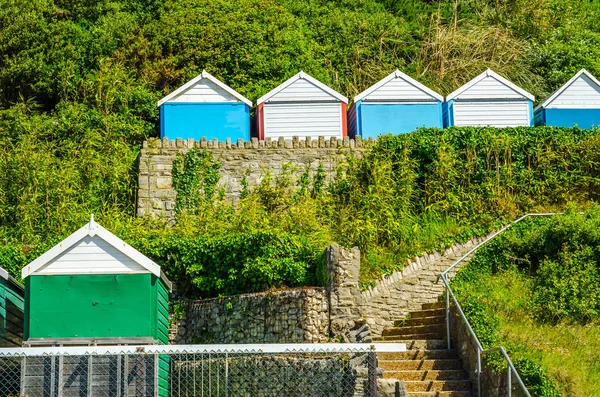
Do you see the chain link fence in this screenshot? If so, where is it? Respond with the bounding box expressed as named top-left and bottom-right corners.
top-left (0, 343), bottom-right (405, 397)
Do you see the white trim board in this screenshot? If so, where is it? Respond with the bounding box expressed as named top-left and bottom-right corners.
top-left (157, 70), bottom-right (252, 107)
top-left (0, 343), bottom-right (407, 357)
top-left (446, 68), bottom-right (534, 101)
top-left (0, 267), bottom-right (8, 281)
top-left (257, 71), bottom-right (348, 104)
top-left (354, 70), bottom-right (443, 102)
top-left (21, 215), bottom-right (172, 290)
top-left (535, 69), bottom-right (600, 110)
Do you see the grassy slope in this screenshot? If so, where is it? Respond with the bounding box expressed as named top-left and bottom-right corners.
top-left (457, 260), bottom-right (600, 396)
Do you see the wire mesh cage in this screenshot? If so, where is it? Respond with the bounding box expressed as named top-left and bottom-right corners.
top-left (0, 343), bottom-right (404, 397)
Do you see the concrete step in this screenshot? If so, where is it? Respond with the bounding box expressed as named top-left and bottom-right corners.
top-left (399, 340), bottom-right (448, 350)
top-left (378, 350), bottom-right (458, 361)
top-left (395, 316), bottom-right (446, 327)
top-left (379, 359), bottom-right (463, 371)
top-left (383, 323), bottom-right (445, 337)
top-left (409, 308), bottom-right (445, 318)
top-left (384, 370), bottom-right (467, 381)
top-left (422, 302), bottom-right (445, 310)
top-left (404, 380), bottom-right (471, 392)
top-left (376, 332), bottom-right (445, 341)
top-left (408, 391), bottom-right (470, 397)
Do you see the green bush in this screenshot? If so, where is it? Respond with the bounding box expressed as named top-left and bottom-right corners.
top-left (451, 210), bottom-right (600, 396)
top-left (130, 231), bottom-right (327, 298)
top-left (461, 209), bottom-right (600, 325)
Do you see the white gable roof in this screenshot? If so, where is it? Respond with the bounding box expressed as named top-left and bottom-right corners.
top-left (157, 70), bottom-right (252, 107)
top-left (536, 69), bottom-right (600, 110)
top-left (257, 71), bottom-right (348, 105)
top-left (22, 216), bottom-right (172, 290)
top-left (354, 70), bottom-right (443, 102)
top-left (446, 69), bottom-right (534, 101)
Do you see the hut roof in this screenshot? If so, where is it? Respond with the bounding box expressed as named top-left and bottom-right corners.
top-left (257, 71), bottom-right (348, 105)
top-left (536, 69), bottom-right (600, 110)
top-left (21, 215), bottom-right (172, 290)
top-left (354, 70), bottom-right (443, 102)
top-left (157, 70), bottom-right (252, 107)
top-left (446, 69), bottom-right (534, 101)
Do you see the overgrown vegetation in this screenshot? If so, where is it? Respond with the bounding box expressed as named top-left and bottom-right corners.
top-left (451, 210), bottom-right (600, 396)
top-left (2, 1), bottom-right (600, 299)
top-left (3, 0), bottom-right (600, 240)
top-left (1, 126), bottom-right (598, 299)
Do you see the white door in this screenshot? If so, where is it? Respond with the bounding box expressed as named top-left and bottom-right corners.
top-left (264, 103), bottom-right (342, 139)
top-left (453, 101), bottom-right (530, 127)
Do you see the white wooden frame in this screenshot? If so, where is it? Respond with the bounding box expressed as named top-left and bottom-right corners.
top-left (157, 70), bottom-right (252, 107)
top-left (257, 71), bottom-right (348, 104)
top-left (446, 68), bottom-right (534, 101)
top-left (536, 68), bottom-right (600, 110)
top-left (354, 70), bottom-right (443, 102)
top-left (0, 343), bottom-right (406, 356)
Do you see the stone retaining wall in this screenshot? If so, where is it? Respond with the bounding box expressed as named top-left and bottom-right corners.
top-left (138, 136), bottom-right (367, 219)
top-left (170, 288), bottom-right (329, 344)
top-left (171, 352), bottom-right (377, 397)
top-left (171, 233), bottom-right (495, 344)
top-left (359, 232), bottom-right (495, 338)
top-left (451, 305), bottom-right (510, 396)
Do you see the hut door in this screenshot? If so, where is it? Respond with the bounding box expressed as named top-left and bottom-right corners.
top-left (264, 103), bottom-right (342, 139)
top-left (453, 101), bottom-right (530, 127)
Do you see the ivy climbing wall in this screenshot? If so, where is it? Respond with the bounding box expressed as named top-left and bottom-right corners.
top-left (137, 136), bottom-right (367, 219)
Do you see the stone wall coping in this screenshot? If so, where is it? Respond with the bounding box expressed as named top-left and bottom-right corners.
top-left (361, 230), bottom-right (498, 302)
top-left (184, 286), bottom-right (326, 305)
top-left (143, 136), bottom-right (372, 150)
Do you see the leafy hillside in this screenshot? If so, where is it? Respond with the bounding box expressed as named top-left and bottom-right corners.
top-left (2, 0), bottom-right (600, 292)
top-left (2, 126), bottom-right (599, 299)
top-left (452, 210), bottom-right (600, 396)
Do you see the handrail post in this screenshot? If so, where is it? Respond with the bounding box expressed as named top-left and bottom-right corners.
top-left (446, 282), bottom-right (451, 350)
top-left (507, 367), bottom-right (512, 397)
top-left (477, 347), bottom-right (481, 397)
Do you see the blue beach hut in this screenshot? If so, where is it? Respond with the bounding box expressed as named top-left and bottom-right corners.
top-left (348, 70), bottom-right (444, 138)
top-left (444, 69), bottom-right (534, 127)
top-left (158, 70), bottom-right (252, 142)
top-left (534, 69), bottom-right (600, 128)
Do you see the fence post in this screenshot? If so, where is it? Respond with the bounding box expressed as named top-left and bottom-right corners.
top-left (225, 352), bottom-right (229, 397)
top-left (58, 354), bottom-right (64, 397)
top-left (507, 367), bottom-right (512, 397)
top-left (367, 349), bottom-right (378, 396)
top-left (20, 356), bottom-right (26, 396)
top-left (88, 355), bottom-right (93, 397)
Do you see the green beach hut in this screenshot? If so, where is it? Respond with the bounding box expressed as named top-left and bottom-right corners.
top-left (0, 266), bottom-right (24, 347)
top-left (20, 216), bottom-right (172, 396)
top-left (22, 216), bottom-right (171, 346)
top-left (22, 215), bottom-right (171, 346)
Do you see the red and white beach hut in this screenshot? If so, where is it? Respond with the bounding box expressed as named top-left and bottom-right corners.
top-left (256, 71), bottom-right (348, 140)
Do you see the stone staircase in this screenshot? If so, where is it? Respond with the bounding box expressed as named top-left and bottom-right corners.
top-left (375, 302), bottom-right (471, 397)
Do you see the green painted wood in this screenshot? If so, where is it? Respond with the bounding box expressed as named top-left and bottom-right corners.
top-left (27, 274), bottom-right (155, 339)
top-left (155, 277), bottom-right (170, 345)
top-left (6, 286), bottom-right (25, 311)
top-left (0, 279), bottom-right (6, 319)
top-left (158, 355), bottom-right (170, 397)
top-left (0, 277), bottom-right (24, 347)
top-left (24, 278), bottom-right (30, 340)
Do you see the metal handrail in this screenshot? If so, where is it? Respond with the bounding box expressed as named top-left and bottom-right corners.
top-left (440, 213), bottom-right (560, 397)
top-left (482, 347), bottom-right (530, 395)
